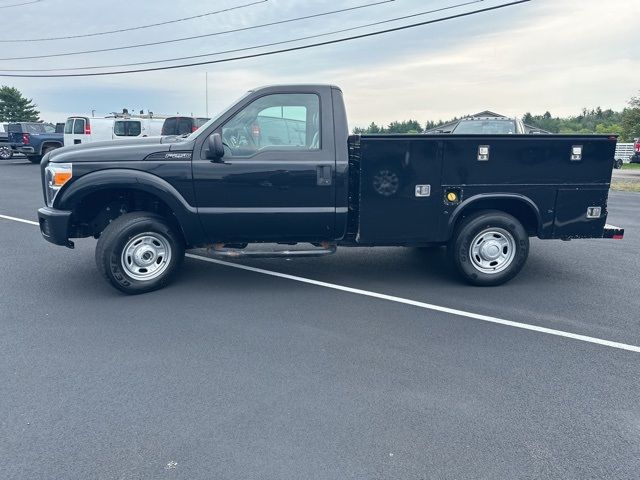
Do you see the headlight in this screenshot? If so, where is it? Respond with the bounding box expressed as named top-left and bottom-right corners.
top-left (45, 163), bottom-right (72, 207)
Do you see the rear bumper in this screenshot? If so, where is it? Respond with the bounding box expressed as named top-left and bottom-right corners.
top-left (603, 224), bottom-right (624, 240)
top-left (15, 146), bottom-right (35, 154)
top-left (630, 154), bottom-right (640, 164)
top-left (37, 207), bottom-right (74, 248)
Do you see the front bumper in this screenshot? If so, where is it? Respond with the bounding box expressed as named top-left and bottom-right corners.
top-left (37, 207), bottom-right (74, 248)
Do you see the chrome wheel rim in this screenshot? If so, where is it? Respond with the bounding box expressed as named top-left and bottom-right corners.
top-left (372, 170), bottom-right (400, 197)
top-left (0, 145), bottom-right (11, 159)
top-left (469, 227), bottom-right (516, 274)
top-left (121, 232), bottom-right (172, 281)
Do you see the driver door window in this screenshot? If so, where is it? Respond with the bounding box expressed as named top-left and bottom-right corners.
top-left (221, 93), bottom-right (320, 157)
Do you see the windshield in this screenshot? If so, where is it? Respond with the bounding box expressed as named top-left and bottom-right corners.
top-left (453, 119), bottom-right (517, 135)
top-left (186, 91), bottom-right (252, 140)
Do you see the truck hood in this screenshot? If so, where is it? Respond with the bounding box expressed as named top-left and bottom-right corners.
top-left (48, 135), bottom-right (195, 163)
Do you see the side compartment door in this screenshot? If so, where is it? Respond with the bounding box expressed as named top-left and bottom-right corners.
top-left (192, 91), bottom-right (336, 242)
top-left (357, 138), bottom-right (444, 244)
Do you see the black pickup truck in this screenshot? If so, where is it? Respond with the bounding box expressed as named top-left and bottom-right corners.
top-left (37, 84), bottom-right (624, 294)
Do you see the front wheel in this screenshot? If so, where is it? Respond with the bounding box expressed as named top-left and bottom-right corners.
top-left (27, 155), bottom-right (42, 164)
top-left (95, 212), bottom-right (185, 294)
top-left (614, 159), bottom-right (623, 169)
top-left (449, 210), bottom-right (529, 286)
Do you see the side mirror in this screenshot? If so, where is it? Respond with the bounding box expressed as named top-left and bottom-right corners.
top-left (207, 133), bottom-right (225, 160)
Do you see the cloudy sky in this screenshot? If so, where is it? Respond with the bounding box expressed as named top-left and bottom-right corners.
top-left (0, 0), bottom-right (637, 128)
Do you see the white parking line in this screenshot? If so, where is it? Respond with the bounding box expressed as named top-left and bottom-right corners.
top-left (0, 214), bottom-right (39, 226)
top-left (186, 254), bottom-right (640, 354)
top-left (2, 213), bottom-right (638, 353)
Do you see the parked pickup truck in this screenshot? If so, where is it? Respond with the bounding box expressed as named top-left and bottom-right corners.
top-left (37, 84), bottom-right (624, 294)
top-left (8, 122), bottom-right (63, 163)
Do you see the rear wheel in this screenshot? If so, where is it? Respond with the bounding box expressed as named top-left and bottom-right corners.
top-left (28, 155), bottom-right (42, 164)
top-left (95, 212), bottom-right (185, 294)
top-left (0, 144), bottom-right (12, 160)
top-left (449, 210), bottom-right (529, 286)
top-left (614, 159), bottom-right (623, 169)
top-left (42, 145), bottom-right (59, 157)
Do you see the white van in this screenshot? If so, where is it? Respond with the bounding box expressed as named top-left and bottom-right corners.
top-left (64, 117), bottom-right (164, 146)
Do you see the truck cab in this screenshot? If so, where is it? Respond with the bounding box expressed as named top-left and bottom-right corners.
top-left (191, 85), bottom-right (348, 242)
top-left (37, 84), bottom-right (623, 294)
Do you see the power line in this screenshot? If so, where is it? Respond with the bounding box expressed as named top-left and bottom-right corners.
top-left (0, 0), bottom-right (41, 8)
top-left (1, 0), bottom-right (487, 72)
top-left (0, 0), bottom-right (268, 42)
top-left (0, 0), bottom-right (396, 61)
top-left (0, 1), bottom-right (531, 78)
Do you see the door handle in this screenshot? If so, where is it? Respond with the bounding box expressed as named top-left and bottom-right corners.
top-left (316, 165), bottom-right (332, 186)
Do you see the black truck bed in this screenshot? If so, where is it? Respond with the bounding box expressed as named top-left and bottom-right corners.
top-left (350, 134), bottom-right (617, 245)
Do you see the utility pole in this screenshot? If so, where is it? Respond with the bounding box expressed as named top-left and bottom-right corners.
top-left (205, 72), bottom-right (209, 118)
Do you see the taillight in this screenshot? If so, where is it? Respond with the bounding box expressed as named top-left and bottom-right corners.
top-left (192, 125), bottom-right (198, 132)
top-left (85, 120), bottom-right (91, 135)
top-left (251, 123), bottom-right (260, 137)
top-left (22, 133), bottom-right (30, 145)
top-left (635, 141), bottom-right (640, 153)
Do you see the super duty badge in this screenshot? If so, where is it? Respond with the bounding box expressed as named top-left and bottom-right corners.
top-left (165, 152), bottom-right (192, 160)
top-left (145, 151), bottom-right (193, 161)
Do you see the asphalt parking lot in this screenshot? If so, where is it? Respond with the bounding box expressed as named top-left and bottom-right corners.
top-left (1, 158), bottom-right (639, 479)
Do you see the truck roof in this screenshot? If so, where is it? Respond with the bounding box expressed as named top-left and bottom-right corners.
top-left (460, 116), bottom-right (516, 122)
top-left (248, 84), bottom-right (342, 92)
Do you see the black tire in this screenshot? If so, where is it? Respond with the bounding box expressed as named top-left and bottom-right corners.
top-left (614, 159), bottom-right (623, 169)
top-left (448, 210), bottom-right (529, 286)
top-left (42, 145), bottom-right (59, 157)
top-left (95, 212), bottom-right (185, 295)
top-left (0, 144), bottom-right (12, 160)
top-left (28, 155), bottom-right (42, 164)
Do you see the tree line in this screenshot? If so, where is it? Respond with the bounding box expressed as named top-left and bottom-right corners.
top-left (354, 93), bottom-right (640, 142)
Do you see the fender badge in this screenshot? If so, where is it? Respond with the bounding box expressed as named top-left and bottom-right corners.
top-left (165, 152), bottom-right (191, 160)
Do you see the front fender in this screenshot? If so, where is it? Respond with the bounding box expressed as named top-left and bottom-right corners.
top-left (57, 169), bottom-right (206, 245)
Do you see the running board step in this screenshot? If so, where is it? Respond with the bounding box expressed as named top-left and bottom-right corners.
top-left (206, 242), bottom-right (337, 259)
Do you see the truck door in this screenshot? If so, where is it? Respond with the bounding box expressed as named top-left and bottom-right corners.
top-left (192, 92), bottom-right (336, 243)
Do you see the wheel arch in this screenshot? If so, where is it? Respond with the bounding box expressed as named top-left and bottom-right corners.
top-left (57, 169), bottom-right (204, 246)
top-left (448, 193), bottom-right (542, 239)
top-left (40, 141), bottom-right (63, 154)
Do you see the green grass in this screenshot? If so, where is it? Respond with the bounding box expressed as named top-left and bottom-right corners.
top-left (621, 163), bottom-right (640, 170)
top-left (611, 182), bottom-right (640, 192)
